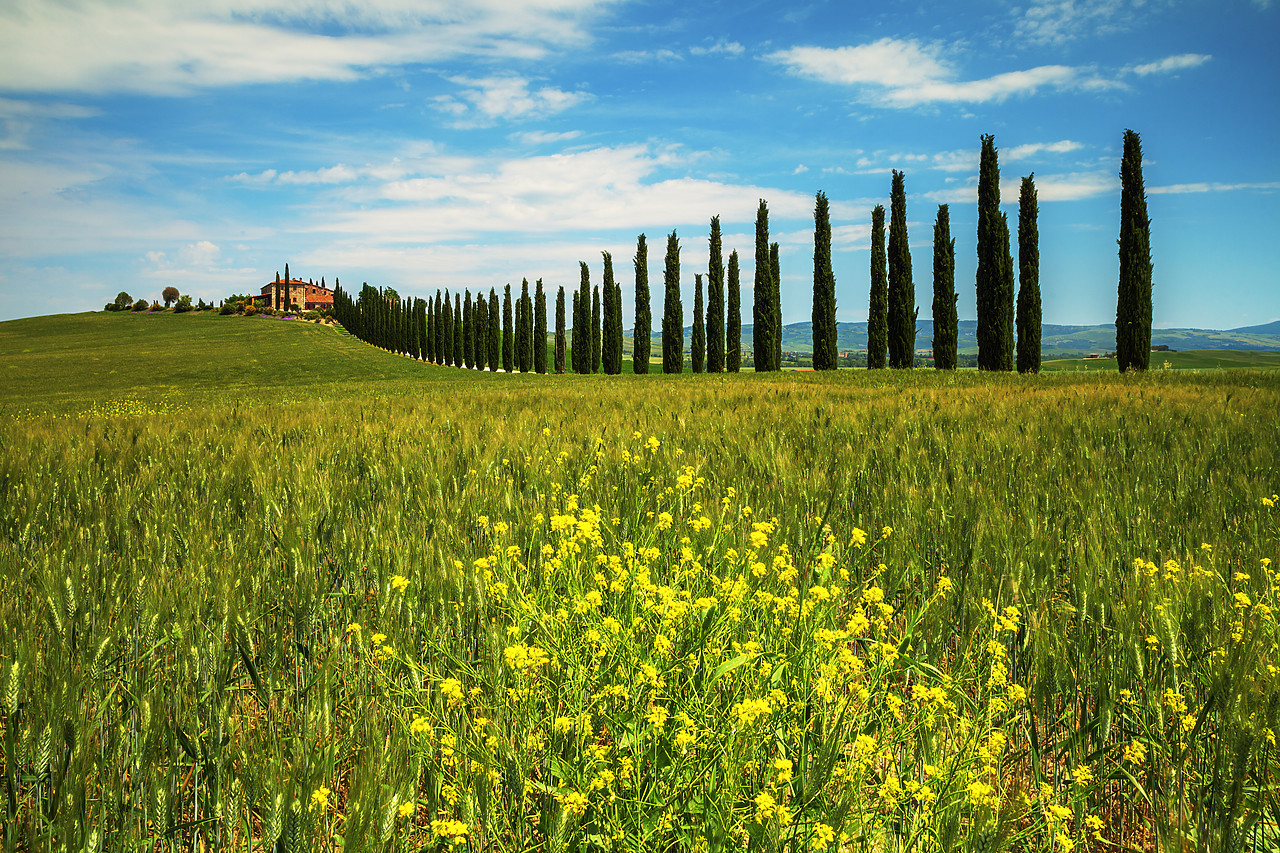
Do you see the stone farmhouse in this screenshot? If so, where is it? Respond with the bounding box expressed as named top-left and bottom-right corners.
top-left (252, 268), bottom-right (334, 312)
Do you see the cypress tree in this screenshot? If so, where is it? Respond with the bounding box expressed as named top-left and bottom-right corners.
top-left (752, 200), bottom-right (774, 371)
top-left (535, 279), bottom-right (548, 374)
top-left (633, 235), bottom-right (651, 374)
top-left (426, 295), bottom-right (435, 362)
top-left (602, 253), bottom-right (618, 374)
top-left (488, 288), bottom-right (500, 370)
top-left (502, 284), bottom-right (514, 373)
top-left (707, 216), bottom-right (725, 372)
top-left (691, 273), bottom-right (705, 373)
top-left (555, 286), bottom-right (567, 374)
top-left (1017, 174), bottom-right (1041, 374)
top-left (453, 293), bottom-right (463, 368)
top-left (887, 170), bottom-right (917, 369)
top-left (976, 134), bottom-right (1014, 371)
top-left (418, 298), bottom-right (427, 361)
top-left (727, 250), bottom-right (741, 372)
top-left (932, 205), bottom-right (958, 370)
top-left (575, 262), bottom-right (590, 373)
top-left (770, 242), bottom-right (782, 369)
top-left (572, 289), bottom-right (582, 373)
top-left (463, 291), bottom-right (473, 369)
top-left (519, 278), bottom-right (532, 373)
top-left (474, 293), bottom-right (487, 371)
top-left (612, 277), bottom-right (623, 374)
top-left (442, 290), bottom-right (454, 366)
top-left (662, 230), bottom-right (683, 374)
top-left (867, 206), bottom-right (888, 369)
top-left (591, 285), bottom-right (601, 373)
top-left (1117, 129), bottom-right (1152, 373)
top-left (811, 191), bottom-right (837, 370)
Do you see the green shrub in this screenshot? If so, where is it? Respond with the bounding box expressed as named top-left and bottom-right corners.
top-left (132, 298), bottom-right (149, 311)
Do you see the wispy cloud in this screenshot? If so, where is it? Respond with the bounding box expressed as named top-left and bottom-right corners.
top-left (689, 40), bottom-right (745, 56)
top-left (435, 75), bottom-right (591, 126)
top-left (509, 130), bottom-right (583, 146)
top-left (1149, 181), bottom-right (1280, 194)
top-left (1013, 0), bottom-right (1146, 45)
top-left (767, 39), bottom-right (1206, 108)
top-left (924, 171), bottom-right (1118, 204)
top-left (854, 140), bottom-right (1084, 175)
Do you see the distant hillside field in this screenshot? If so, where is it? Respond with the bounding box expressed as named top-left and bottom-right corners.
top-left (1042, 350), bottom-right (1280, 372)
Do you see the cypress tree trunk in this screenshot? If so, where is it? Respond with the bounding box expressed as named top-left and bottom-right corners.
top-left (535, 279), bottom-right (548, 374)
top-left (752, 200), bottom-right (774, 371)
top-left (811, 191), bottom-right (837, 370)
top-left (442, 290), bottom-right (454, 367)
top-left (602, 253), bottom-right (618, 374)
top-left (691, 273), bottom-right (705, 373)
top-left (453, 293), bottom-right (463, 368)
top-left (474, 293), bottom-right (487, 371)
top-left (502, 284), bottom-right (514, 373)
top-left (1017, 174), bottom-right (1041, 374)
top-left (707, 216), bottom-right (725, 373)
top-left (555, 286), bottom-right (567, 374)
top-left (633, 236), bottom-right (651, 374)
top-left (888, 170), bottom-right (916, 369)
top-left (488, 288), bottom-right (500, 371)
top-left (1117, 129), bottom-right (1152, 373)
top-left (662, 230), bottom-right (683, 374)
top-left (591, 285), bottom-right (601, 373)
top-left (932, 205), bottom-right (958, 370)
top-left (727, 250), bottom-right (741, 372)
top-left (867, 206), bottom-right (888, 369)
top-left (770, 242), bottom-right (782, 369)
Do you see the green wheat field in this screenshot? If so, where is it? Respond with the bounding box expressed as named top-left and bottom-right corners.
top-left (1, 311), bottom-right (1278, 852)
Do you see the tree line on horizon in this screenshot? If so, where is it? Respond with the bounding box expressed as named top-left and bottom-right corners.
top-left (330, 130), bottom-right (1155, 375)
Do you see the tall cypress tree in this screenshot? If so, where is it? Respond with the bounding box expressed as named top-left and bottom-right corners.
top-left (453, 293), bottom-right (463, 368)
top-left (662, 230), bottom-right (683, 374)
top-left (572, 289), bottom-right (582, 373)
top-left (591, 285), bottom-right (601, 373)
top-left (602, 253), bottom-right (618, 374)
top-left (502, 284), bottom-right (514, 373)
top-left (488, 287), bottom-right (500, 371)
top-left (752, 200), bottom-right (774, 371)
top-left (1117, 129), bottom-right (1152, 373)
top-left (867, 206), bottom-right (888, 369)
top-left (887, 170), bottom-right (916, 369)
top-left (575, 262), bottom-right (590, 373)
top-left (555, 285), bottom-right (567, 374)
top-left (426, 295), bottom-right (436, 363)
top-left (633, 235), bottom-right (651, 374)
top-left (727, 250), bottom-right (741, 372)
top-left (463, 290), bottom-right (474, 369)
top-left (976, 134), bottom-right (1014, 371)
top-left (811, 191), bottom-right (837, 370)
top-left (932, 205), bottom-right (958, 370)
top-left (535, 279), bottom-right (548, 374)
top-left (770, 242), bottom-right (782, 369)
top-left (707, 216), bottom-right (725, 373)
top-left (519, 278), bottom-right (532, 373)
top-left (691, 273), bottom-right (705, 373)
top-left (442, 290), bottom-right (454, 366)
top-left (474, 293), bottom-right (488, 371)
top-left (1017, 174), bottom-right (1041, 374)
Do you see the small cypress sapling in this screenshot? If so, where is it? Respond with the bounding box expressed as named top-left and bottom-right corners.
top-left (931, 205), bottom-right (958, 370)
top-left (633, 235), bottom-right (651, 374)
top-left (535, 279), bottom-right (548, 374)
top-left (727, 250), bottom-right (741, 372)
top-left (867, 206), bottom-right (888, 369)
top-left (691, 273), bottom-right (705, 373)
top-left (555, 286), bottom-right (567, 374)
top-left (1016, 174), bottom-right (1041, 374)
top-left (661, 230), bottom-right (683, 374)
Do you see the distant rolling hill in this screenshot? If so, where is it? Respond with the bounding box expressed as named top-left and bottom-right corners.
top-left (649, 319), bottom-right (1280, 356)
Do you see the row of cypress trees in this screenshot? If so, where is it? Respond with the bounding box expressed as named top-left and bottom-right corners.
top-left (334, 130), bottom-right (1151, 375)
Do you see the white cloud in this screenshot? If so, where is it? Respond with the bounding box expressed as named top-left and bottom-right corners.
top-left (0, 0), bottom-right (619, 95)
top-left (1130, 54), bottom-right (1212, 76)
top-left (510, 130), bottom-right (583, 146)
top-left (768, 39), bottom-right (952, 89)
top-left (1013, 0), bottom-right (1144, 45)
top-left (1004, 140), bottom-right (1084, 160)
top-left (689, 40), bottom-right (745, 56)
top-left (923, 171), bottom-right (1118, 205)
top-left (1148, 181), bottom-right (1280, 194)
top-left (854, 140), bottom-right (1084, 176)
top-left (437, 75), bottom-right (590, 125)
top-left (611, 48), bottom-right (683, 63)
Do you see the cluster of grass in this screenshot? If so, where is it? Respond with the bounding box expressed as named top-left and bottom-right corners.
top-left (1, 314), bottom-right (1278, 851)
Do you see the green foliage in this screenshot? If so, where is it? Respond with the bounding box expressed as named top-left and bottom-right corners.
top-left (488, 288), bottom-right (500, 372)
top-left (602, 254), bottom-right (620, 375)
top-left (753, 200), bottom-right (775, 372)
top-left (535, 280), bottom-right (548, 375)
top-left (867, 206), bottom-right (888, 370)
top-left (503, 285), bottom-right (514, 374)
top-left (770, 242), bottom-right (781, 370)
top-left (633, 235), bottom-right (651, 375)
top-left (591, 285), bottom-right (601, 374)
top-left (932, 205), bottom-right (958, 370)
top-left (575, 263), bottom-right (590, 374)
top-left (1117, 129), bottom-right (1153, 373)
top-left (453, 293), bottom-right (463, 368)
top-left (707, 216), bottom-right (725, 373)
top-left (519, 279), bottom-right (532, 374)
top-left (727, 250), bottom-right (741, 373)
top-left (162, 285), bottom-right (180, 307)
top-left (662, 230), bottom-right (683, 374)
top-left (888, 171), bottom-right (917, 369)
top-left (113, 291), bottom-right (132, 310)
top-left (977, 135), bottom-right (1015, 371)
top-left (555, 286), bottom-right (566, 375)
top-left (691, 273), bottom-right (705, 374)
top-left (1017, 175), bottom-right (1042, 374)
top-left (812, 192), bottom-right (837, 371)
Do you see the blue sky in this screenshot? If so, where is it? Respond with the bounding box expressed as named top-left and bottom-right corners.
top-left (1, 0), bottom-right (1277, 329)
